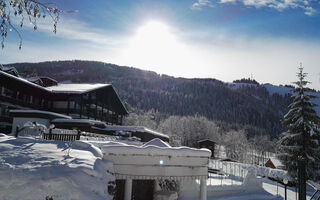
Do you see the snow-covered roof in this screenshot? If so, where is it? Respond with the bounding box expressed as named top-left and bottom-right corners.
top-left (268, 157), bottom-right (284, 168)
top-left (1, 66), bottom-right (19, 76)
top-left (25, 77), bottom-right (40, 82)
top-left (10, 109), bottom-right (71, 119)
top-left (101, 139), bottom-right (211, 157)
top-left (103, 125), bottom-right (169, 139)
top-left (47, 83), bottom-right (111, 94)
top-left (1, 70), bottom-right (107, 94)
top-left (51, 119), bottom-right (107, 128)
top-left (0, 70), bottom-right (47, 91)
top-left (0, 70), bottom-right (128, 115)
top-left (52, 118), bottom-right (94, 125)
top-left (142, 138), bottom-right (171, 148)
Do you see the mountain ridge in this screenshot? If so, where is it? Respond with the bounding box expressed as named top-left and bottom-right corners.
top-left (5, 60), bottom-right (320, 138)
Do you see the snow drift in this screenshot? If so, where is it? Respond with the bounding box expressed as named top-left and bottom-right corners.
top-left (0, 134), bottom-right (115, 200)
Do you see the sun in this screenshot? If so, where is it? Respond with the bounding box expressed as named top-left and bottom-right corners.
top-left (134, 20), bottom-right (174, 45)
top-left (128, 20), bottom-right (177, 55)
top-left (119, 20), bottom-right (200, 76)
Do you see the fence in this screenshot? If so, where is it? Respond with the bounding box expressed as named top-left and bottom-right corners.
top-left (15, 124), bottom-right (122, 142)
top-left (208, 159), bottom-right (289, 186)
top-left (207, 159), bottom-right (248, 186)
top-left (209, 159), bottom-right (248, 180)
top-left (42, 129), bottom-right (80, 141)
top-left (81, 131), bottom-right (119, 141)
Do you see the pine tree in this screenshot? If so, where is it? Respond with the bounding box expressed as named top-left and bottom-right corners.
top-left (278, 66), bottom-right (320, 180)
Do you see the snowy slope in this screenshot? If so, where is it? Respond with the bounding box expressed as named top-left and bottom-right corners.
top-left (262, 84), bottom-right (292, 97)
top-left (311, 92), bottom-right (320, 115)
top-left (263, 83), bottom-right (320, 115)
top-left (230, 82), bottom-right (320, 115)
top-left (0, 134), bottom-right (114, 200)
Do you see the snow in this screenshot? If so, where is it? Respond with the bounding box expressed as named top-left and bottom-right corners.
top-left (310, 92), bottom-right (320, 115)
top-left (51, 119), bottom-right (109, 130)
top-left (52, 118), bottom-right (97, 125)
top-left (0, 134), bottom-right (114, 200)
top-left (229, 81), bottom-right (320, 115)
top-left (10, 109), bottom-right (71, 119)
top-left (25, 76), bottom-right (41, 82)
top-left (100, 140), bottom-right (211, 157)
top-left (182, 173), bottom-right (293, 200)
top-left (227, 82), bottom-right (259, 90)
top-left (46, 83), bottom-right (110, 93)
top-left (263, 83), bottom-right (320, 115)
top-left (263, 83), bottom-right (292, 96)
top-left (229, 82), bottom-right (320, 116)
top-left (142, 138), bottom-right (171, 148)
top-left (101, 125), bottom-right (169, 139)
top-left (268, 157), bottom-right (284, 169)
top-left (210, 159), bottom-right (290, 182)
top-left (0, 70), bottom-right (47, 91)
top-left (262, 178), bottom-right (314, 200)
top-left (0, 132), bottom-right (317, 200)
top-left (183, 169), bottom-right (316, 200)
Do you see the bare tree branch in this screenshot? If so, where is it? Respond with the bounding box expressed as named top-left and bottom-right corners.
top-left (0, 0), bottom-right (74, 49)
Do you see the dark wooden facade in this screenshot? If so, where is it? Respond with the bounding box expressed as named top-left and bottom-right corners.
top-left (265, 159), bottom-right (276, 169)
top-left (0, 69), bottom-right (127, 133)
top-left (197, 139), bottom-right (215, 158)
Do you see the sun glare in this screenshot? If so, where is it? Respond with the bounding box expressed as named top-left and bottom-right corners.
top-left (121, 21), bottom-right (183, 71)
top-left (134, 21), bottom-right (174, 44)
top-left (120, 20), bottom-right (207, 77)
top-left (128, 20), bottom-right (178, 55)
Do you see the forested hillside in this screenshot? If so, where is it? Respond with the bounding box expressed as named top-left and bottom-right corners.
top-left (7, 60), bottom-right (301, 138)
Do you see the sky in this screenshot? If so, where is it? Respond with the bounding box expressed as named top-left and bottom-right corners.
top-left (1, 0), bottom-right (320, 90)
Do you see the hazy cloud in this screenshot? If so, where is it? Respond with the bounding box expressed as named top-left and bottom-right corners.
top-left (10, 16), bottom-right (125, 47)
top-left (191, 0), bottom-right (214, 10)
top-left (37, 18), bottom-right (124, 47)
top-left (192, 0), bottom-right (317, 15)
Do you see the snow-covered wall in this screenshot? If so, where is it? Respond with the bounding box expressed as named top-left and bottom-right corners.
top-left (100, 139), bottom-right (211, 180)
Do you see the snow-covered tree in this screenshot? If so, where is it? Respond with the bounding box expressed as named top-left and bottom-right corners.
top-left (277, 66), bottom-right (320, 180)
top-left (223, 129), bottom-right (249, 162)
top-left (157, 115), bottom-right (221, 147)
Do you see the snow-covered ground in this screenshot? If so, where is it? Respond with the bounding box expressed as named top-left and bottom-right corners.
top-left (182, 176), bottom-right (315, 200)
top-left (0, 132), bottom-right (316, 200)
top-left (0, 133), bottom-right (115, 200)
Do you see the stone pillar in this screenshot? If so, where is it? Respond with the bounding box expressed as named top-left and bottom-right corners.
top-left (125, 179), bottom-right (132, 200)
top-left (200, 178), bottom-right (207, 200)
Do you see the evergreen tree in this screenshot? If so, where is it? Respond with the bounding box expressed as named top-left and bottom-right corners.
top-left (278, 66), bottom-right (320, 180)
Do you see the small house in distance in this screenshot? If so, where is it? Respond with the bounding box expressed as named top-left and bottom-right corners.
top-left (265, 157), bottom-right (284, 169)
top-left (197, 139), bottom-right (215, 158)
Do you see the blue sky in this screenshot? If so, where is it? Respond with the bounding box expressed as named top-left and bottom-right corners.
top-left (1, 0), bottom-right (320, 89)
